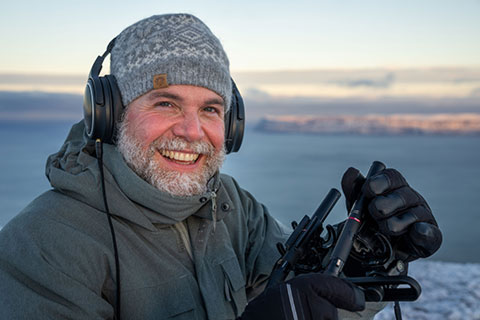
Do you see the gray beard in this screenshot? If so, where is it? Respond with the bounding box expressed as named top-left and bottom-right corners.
top-left (116, 117), bottom-right (226, 197)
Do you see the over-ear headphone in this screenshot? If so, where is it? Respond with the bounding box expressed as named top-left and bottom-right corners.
top-left (83, 38), bottom-right (245, 154)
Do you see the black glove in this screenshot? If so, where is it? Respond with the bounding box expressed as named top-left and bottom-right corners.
top-left (239, 273), bottom-right (365, 320)
top-left (341, 165), bottom-right (442, 264)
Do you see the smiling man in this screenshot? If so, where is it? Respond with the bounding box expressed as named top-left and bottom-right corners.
top-left (117, 85), bottom-right (227, 197)
top-left (0, 14), bottom-right (295, 320)
top-left (0, 14), bottom-right (441, 320)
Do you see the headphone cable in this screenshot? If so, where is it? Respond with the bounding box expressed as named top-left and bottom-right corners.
top-left (95, 139), bottom-right (121, 320)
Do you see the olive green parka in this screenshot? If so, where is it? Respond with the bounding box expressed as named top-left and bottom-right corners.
top-left (0, 122), bottom-right (289, 319)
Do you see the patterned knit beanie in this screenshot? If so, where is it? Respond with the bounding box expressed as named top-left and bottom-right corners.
top-left (111, 14), bottom-right (231, 110)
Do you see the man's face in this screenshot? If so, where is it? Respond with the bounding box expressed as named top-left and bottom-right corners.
top-left (117, 85), bottom-right (226, 197)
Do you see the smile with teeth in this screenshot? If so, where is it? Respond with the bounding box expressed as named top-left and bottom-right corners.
top-left (160, 150), bottom-right (200, 164)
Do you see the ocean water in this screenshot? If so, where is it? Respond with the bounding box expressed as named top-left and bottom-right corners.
top-left (1, 121), bottom-right (479, 263)
top-left (223, 130), bottom-right (480, 264)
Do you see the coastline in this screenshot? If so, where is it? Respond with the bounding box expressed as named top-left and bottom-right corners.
top-left (256, 114), bottom-right (480, 135)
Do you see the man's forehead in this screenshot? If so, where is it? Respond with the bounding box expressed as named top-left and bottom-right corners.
top-left (145, 86), bottom-right (225, 107)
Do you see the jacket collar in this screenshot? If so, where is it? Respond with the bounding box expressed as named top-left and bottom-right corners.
top-left (102, 143), bottom-right (228, 227)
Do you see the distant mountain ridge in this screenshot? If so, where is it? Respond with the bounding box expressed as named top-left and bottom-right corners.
top-left (256, 114), bottom-right (480, 135)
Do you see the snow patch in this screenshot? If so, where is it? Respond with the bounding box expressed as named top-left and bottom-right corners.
top-left (375, 260), bottom-right (480, 320)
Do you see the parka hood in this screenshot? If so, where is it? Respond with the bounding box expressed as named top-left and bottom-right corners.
top-left (45, 121), bottom-right (224, 231)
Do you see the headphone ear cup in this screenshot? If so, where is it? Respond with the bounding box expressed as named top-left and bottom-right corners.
top-left (83, 38), bottom-right (123, 144)
top-left (98, 76), bottom-right (113, 143)
top-left (225, 81), bottom-right (245, 154)
top-left (104, 75), bottom-right (124, 143)
top-left (83, 74), bottom-right (123, 144)
top-left (83, 78), bottom-right (95, 139)
top-left (83, 76), bottom-right (106, 141)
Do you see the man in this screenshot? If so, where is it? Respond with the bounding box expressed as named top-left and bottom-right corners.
top-left (0, 14), bottom-right (441, 319)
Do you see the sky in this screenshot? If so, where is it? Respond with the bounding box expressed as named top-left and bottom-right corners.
top-left (1, 0), bottom-right (479, 99)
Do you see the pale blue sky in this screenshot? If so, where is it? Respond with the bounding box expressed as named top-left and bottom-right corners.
top-left (1, 0), bottom-right (479, 75)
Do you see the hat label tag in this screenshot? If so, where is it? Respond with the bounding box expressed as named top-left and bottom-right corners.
top-left (153, 74), bottom-right (169, 89)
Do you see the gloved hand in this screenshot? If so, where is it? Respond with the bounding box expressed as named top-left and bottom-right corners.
top-left (341, 165), bottom-right (442, 264)
top-left (239, 273), bottom-right (365, 320)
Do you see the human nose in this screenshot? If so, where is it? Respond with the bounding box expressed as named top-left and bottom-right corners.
top-left (172, 113), bottom-right (205, 142)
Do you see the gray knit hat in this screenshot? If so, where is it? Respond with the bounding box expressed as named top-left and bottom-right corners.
top-left (111, 14), bottom-right (232, 110)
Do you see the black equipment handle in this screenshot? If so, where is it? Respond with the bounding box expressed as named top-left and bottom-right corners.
top-left (324, 161), bottom-right (386, 276)
top-left (266, 188), bottom-right (341, 288)
top-left (347, 275), bottom-right (422, 302)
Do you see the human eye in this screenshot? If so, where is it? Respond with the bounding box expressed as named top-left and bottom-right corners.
top-left (204, 106), bottom-right (217, 113)
top-left (154, 101), bottom-right (174, 108)
top-left (203, 106), bottom-right (223, 116)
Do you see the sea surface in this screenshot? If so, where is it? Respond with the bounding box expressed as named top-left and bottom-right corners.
top-left (1, 120), bottom-right (479, 263)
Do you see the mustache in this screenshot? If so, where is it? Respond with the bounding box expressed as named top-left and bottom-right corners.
top-left (150, 137), bottom-right (216, 156)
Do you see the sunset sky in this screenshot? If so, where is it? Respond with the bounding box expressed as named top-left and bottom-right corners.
top-left (1, 0), bottom-right (479, 99)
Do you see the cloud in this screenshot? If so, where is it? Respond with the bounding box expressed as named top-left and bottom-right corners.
top-left (233, 67), bottom-right (480, 85)
top-left (233, 67), bottom-right (480, 99)
top-left (0, 73), bottom-right (85, 94)
top-left (334, 72), bottom-right (395, 88)
top-left (0, 73), bottom-right (85, 85)
top-left (470, 87), bottom-right (480, 97)
top-left (242, 95), bottom-right (480, 122)
top-left (243, 87), bottom-right (272, 100)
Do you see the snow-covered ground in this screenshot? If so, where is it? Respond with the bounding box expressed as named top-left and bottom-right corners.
top-left (374, 260), bottom-right (480, 320)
